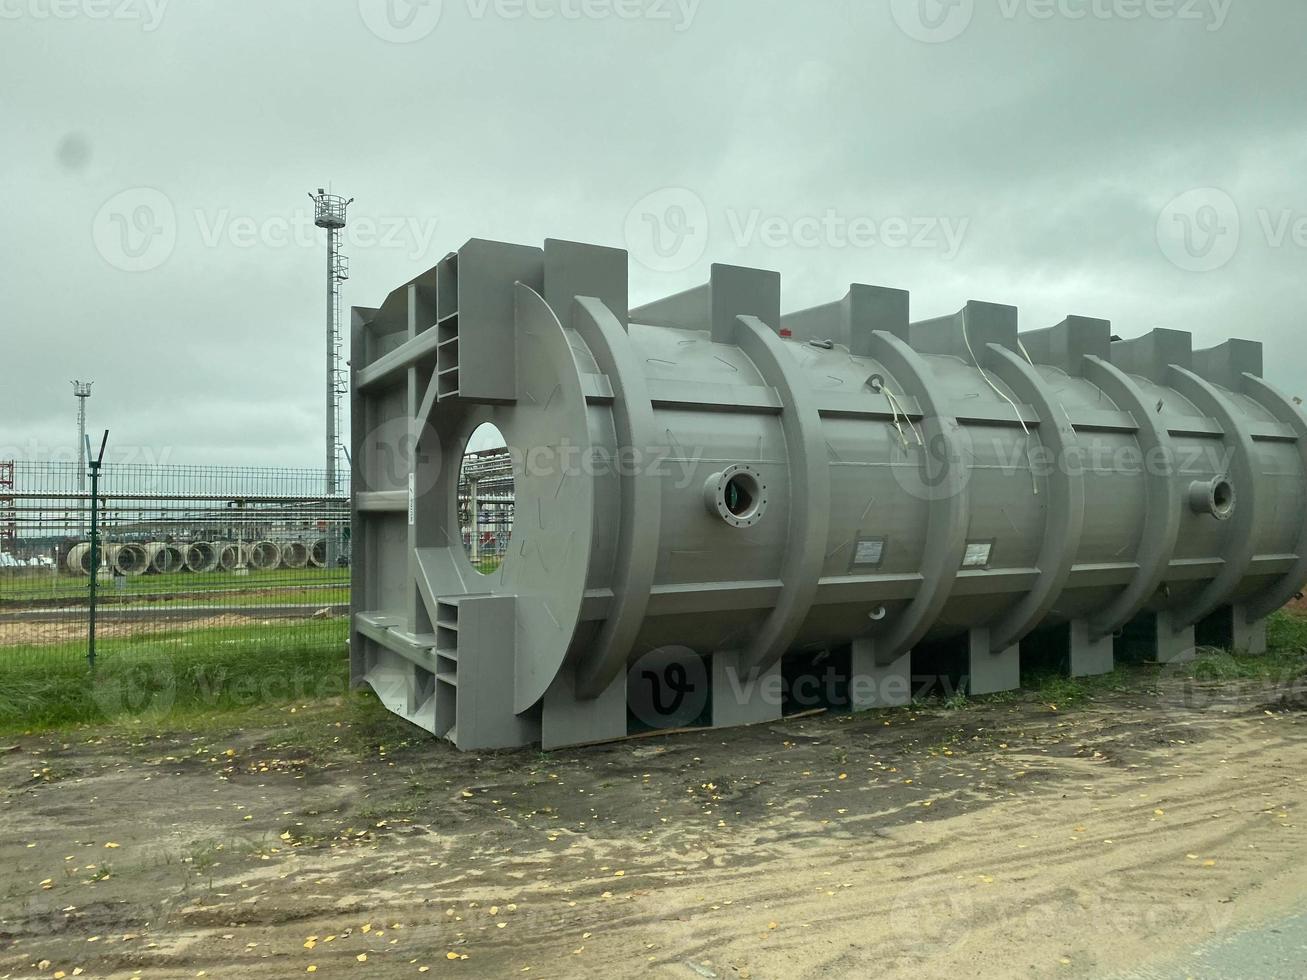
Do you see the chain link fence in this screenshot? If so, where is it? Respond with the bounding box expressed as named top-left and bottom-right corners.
top-left (0, 461), bottom-right (349, 678)
top-left (0, 452), bottom-right (519, 727)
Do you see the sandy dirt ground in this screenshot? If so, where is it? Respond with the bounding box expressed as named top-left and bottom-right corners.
top-left (1, 672), bottom-right (1306, 979)
top-left (0, 615), bottom-right (271, 647)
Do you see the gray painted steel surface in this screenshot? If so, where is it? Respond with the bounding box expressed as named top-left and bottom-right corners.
top-left (350, 238), bottom-right (1307, 749)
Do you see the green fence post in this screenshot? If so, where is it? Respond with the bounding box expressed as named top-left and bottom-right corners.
top-left (87, 430), bottom-right (108, 671)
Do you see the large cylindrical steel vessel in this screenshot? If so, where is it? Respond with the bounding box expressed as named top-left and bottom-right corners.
top-left (351, 239), bottom-right (1307, 749)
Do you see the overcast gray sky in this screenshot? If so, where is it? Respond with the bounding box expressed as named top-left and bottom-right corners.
top-left (3, 0), bottom-right (1305, 469)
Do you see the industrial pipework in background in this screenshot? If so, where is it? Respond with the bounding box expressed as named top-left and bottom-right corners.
top-left (350, 238), bottom-right (1307, 750)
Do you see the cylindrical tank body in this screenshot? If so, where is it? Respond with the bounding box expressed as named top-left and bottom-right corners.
top-left (350, 239), bottom-right (1307, 750)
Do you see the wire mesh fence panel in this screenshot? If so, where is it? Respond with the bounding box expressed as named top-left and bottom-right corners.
top-left (0, 461), bottom-right (350, 722)
top-left (458, 447), bottom-right (514, 576)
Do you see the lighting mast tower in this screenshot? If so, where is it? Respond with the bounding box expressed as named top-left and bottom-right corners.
top-left (310, 189), bottom-right (352, 571)
top-left (72, 380), bottom-right (93, 534)
top-left (309, 189), bottom-right (352, 497)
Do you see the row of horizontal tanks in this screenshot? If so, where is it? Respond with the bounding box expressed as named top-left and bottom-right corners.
top-left (63, 539), bottom-right (331, 576)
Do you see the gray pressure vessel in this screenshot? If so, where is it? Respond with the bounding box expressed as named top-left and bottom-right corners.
top-left (350, 239), bottom-right (1307, 750)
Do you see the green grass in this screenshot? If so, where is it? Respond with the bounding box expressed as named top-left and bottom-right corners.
top-left (3, 608), bottom-right (1305, 741)
top-left (0, 618), bottom-right (349, 734)
top-left (917, 610), bottom-right (1307, 714)
top-left (1268, 609), bottom-right (1307, 653)
top-left (0, 566), bottom-right (349, 603)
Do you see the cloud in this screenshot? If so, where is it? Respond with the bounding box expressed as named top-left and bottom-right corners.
top-left (3, 0), bottom-right (1306, 471)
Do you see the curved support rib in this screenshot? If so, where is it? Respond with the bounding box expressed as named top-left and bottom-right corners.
top-left (571, 296), bottom-right (663, 698)
top-left (983, 344), bottom-right (1085, 650)
top-left (865, 330), bottom-right (970, 660)
top-left (1166, 366), bottom-right (1259, 631)
top-left (1082, 355), bottom-right (1183, 640)
top-left (1238, 373), bottom-right (1307, 621)
top-left (735, 315), bottom-right (831, 674)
